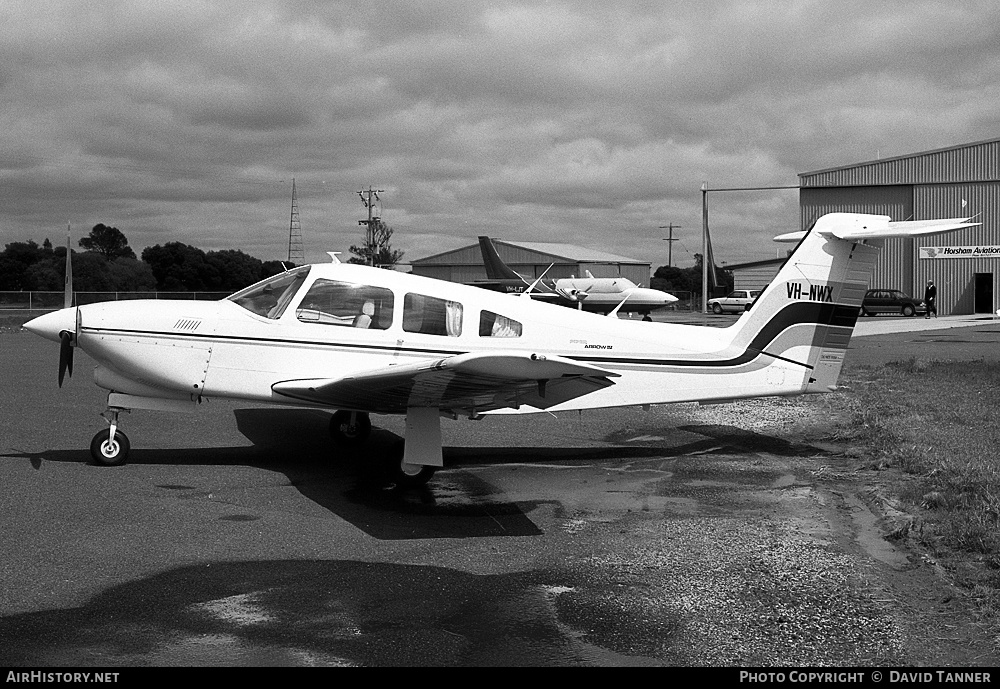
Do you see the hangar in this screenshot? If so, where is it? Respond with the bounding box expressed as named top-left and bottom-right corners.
top-left (798, 137), bottom-right (1000, 315)
top-left (411, 239), bottom-right (651, 287)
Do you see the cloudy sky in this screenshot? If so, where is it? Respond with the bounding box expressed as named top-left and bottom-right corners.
top-left (3, 1), bottom-right (999, 270)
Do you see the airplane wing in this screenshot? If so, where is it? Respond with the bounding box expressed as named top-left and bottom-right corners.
top-left (271, 351), bottom-right (619, 415)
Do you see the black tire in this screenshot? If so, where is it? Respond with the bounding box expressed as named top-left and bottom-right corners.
top-left (385, 440), bottom-right (436, 488)
top-left (329, 410), bottom-right (372, 446)
top-left (902, 304), bottom-right (915, 317)
top-left (90, 428), bottom-right (130, 467)
top-left (712, 303), bottom-right (723, 315)
top-left (743, 303), bottom-right (752, 312)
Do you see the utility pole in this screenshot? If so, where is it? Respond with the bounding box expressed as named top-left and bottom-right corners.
top-left (701, 183), bottom-right (709, 314)
top-left (659, 224), bottom-right (681, 267)
top-left (357, 186), bottom-right (384, 266)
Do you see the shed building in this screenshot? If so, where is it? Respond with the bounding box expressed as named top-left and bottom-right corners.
top-left (411, 239), bottom-right (651, 287)
top-left (726, 257), bottom-right (786, 292)
top-left (798, 137), bottom-right (1000, 315)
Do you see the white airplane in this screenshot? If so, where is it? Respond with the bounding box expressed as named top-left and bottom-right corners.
top-left (24, 213), bottom-right (975, 487)
top-left (472, 235), bottom-right (677, 319)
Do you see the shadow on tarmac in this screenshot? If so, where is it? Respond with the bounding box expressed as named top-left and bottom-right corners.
top-left (2, 407), bottom-right (826, 541)
top-left (0, 558), bottom-right (672, 667)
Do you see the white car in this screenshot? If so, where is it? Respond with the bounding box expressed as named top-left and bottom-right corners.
top-left (708, 289), bottom-right (761, 314)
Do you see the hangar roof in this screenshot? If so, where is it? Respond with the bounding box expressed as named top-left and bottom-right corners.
top-left (799, 137), bottom-right (1000, 187)
top-left (413, 238), bottom-right (645, 266)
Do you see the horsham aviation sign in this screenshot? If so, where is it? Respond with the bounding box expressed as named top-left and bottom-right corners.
top-left (920, 246), bottom-right (1000, 259)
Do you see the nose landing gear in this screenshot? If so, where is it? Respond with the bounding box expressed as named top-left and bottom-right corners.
top-left (90, 408), bottom-right (130, 467)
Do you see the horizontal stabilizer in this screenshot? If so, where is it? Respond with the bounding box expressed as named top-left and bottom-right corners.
top-left (775, 214), bottom-right (979, 243)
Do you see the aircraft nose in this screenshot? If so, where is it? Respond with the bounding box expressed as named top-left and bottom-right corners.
top-left (642, 288), bottom-right (677, 304)
top-left (24, 307), bottom-right (77, 343)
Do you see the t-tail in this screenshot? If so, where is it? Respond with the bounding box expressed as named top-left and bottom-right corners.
top-left (722, 213), bottom-right (977, 396)
top-left (478, 236), bottom-right (527, 282)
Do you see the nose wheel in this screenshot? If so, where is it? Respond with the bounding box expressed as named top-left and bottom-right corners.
top-left (90, 408), bottom-right (130, 466)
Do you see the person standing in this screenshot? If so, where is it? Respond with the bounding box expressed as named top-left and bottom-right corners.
top-left (924, 280), bottom-right (937, 318)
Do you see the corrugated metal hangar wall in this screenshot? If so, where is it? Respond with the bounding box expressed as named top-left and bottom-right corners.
top-left (799, 138), bottom-right (1000, 315)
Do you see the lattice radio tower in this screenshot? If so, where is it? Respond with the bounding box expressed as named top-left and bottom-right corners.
top-left (287, 178), bottom-right (304, 265)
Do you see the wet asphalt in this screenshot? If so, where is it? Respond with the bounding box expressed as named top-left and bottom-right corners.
top-left (2, 313), bottom-right (999, 666)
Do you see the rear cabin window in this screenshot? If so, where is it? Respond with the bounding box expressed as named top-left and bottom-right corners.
top-left (295, 280), bottom-right (394, 330)
top-left (479, 311), bottom-right (522, 338)
top-left (403, 293), bottom-right (463, 336)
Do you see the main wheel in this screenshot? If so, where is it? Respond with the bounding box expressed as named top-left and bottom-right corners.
top-left (712, 303), bottom-right (723, 314)
top-left (329, 410), bottom-right (372, 446)
top-left (90, 428), bottom-right (130, 467)
top-left (385, 440), bottom-right (436, 488)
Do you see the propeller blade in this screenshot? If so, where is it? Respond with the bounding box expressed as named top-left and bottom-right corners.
top-left (58, 331), bottom-right (74, 387)
top-left (520, 263), bottom-right (554, 299)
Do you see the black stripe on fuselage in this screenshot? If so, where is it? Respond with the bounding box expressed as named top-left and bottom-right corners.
top-left (80, 301), bottom-right (859, 371)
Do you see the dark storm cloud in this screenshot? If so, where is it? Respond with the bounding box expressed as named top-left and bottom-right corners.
top-left (2, 0), bottom-right (999, 265)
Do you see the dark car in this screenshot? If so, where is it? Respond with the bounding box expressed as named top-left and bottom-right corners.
top-left (860, 289), bottom-right (926, 317)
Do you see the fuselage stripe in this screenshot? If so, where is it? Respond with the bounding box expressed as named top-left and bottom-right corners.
top-left (81, 301), bottom-right (857, 372)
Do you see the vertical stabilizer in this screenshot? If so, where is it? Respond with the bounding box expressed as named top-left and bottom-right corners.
top-left (478, 236), bottom-right (526, 282)
top-left (725, 213), bottom-right (976, 394)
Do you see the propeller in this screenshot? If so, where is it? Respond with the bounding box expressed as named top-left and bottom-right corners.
top-left (58, 228), bottom-right (78, 388)
top-left (607, 289), bottom-right (635, 318)
top-left (58, 331), bottom-right (73, 387)
top-left (57, 306), bottom-right (81, 388)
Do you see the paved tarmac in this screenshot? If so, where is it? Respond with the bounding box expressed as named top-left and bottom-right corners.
top-left (1, 313), bottom-right (998, 667)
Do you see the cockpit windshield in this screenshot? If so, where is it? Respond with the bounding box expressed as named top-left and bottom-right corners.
top-left (228, 266), bottom-right (311, 319)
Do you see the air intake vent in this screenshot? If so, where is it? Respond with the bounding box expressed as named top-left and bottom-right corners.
top-left (173, 319), bottom-right (202, 331)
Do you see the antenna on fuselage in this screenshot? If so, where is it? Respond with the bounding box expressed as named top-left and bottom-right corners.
top-left (327, 252), bottom-right (342, 264)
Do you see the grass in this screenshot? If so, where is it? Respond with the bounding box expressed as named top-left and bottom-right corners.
top-left (830, 358), bottom-right (1000, 616)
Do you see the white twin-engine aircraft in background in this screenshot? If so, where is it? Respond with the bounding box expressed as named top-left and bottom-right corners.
top-left (471, 235), bottom-right (678, 319)
top-left (25, 213), bottom-right (975, 487)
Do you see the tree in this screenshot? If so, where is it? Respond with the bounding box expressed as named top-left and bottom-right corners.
top-left (106, 258), bottom-right (157, 291)
top-left (650, 257), bottom-right (733, 296)
top-left (141, 242), bottom-right (218, 291)
top-left (79, 224), bottom-right (136, 261)
top-left (205, 249), bottom-right (264, 291)
top-left (0, 240), bottom-right (48, 290)
top-left (260, 260), bottom-right (288, 280)
top-left (349, 219), bottom-right (405, 268)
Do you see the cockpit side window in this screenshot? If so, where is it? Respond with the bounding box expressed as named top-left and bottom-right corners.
top-left (403, 293), bottom-right (463, 336)
top-left (296, 280), bottom-right (394, 329)
top-left (228, 267), bottom-right (311, 319)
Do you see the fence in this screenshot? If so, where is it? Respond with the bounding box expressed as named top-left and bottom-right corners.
top-left (663, 290), bottom-right (699, 311)
top-left (0, 291), bottom-right (231, 311)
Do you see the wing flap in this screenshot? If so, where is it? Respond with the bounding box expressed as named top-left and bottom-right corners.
top-left (272, 351), bottom-right (618, 414)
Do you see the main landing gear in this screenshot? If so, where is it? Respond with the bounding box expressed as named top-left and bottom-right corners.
top-left (329, 410), bottom-right (437, 488)
top-left (83, 403), bottom-right (436, 488)
top-left (90, 408), bottom-right (130, 467)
